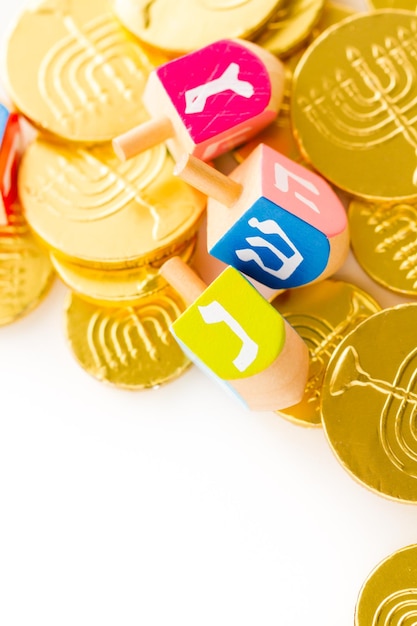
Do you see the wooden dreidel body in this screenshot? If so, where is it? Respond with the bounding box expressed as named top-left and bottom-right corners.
top-left (0, 104), bottom-right (21, 226)
top-left (113, 39), bottom-right (285, 162)
top-left (176, 143), bottom-right (349, 299)
top-left (160, 257), bottom-right (309, 411)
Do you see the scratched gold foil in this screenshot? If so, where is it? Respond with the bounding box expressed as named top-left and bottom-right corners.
top-left (4, 0), bottom-right (167, 142)
top-left (112, 0), bottom-right (283, 56)
top-left (18, 139), bottom-right (206, 269)
top-left (273, 279), bottom-right (381, 427)
top-left (64, 286), bottom-right (190, 388)
top-left (355, 544), bottom-right (417, 626)
top-left (0, 229), bottom-right (54, 326)
top-left (50, 235), bottom-right (197, 306)
top-left (291, 11), bottom-right (417, 202)
top-left (321, 303), bottom-right (417, 502)
top-left (349, 198), bottom-right (417, 295)
top-left (254, 0), bottom-right (326, 58)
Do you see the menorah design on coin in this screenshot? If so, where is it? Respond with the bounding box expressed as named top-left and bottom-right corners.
top-left (330, 344), bottom-right (417, 478)
top-left (292, 13), bottom-right (417, 200)
top-left (0, 234), bottom-right (54, 325)
top-left (0, 245), bottom-right (27, 303)
top-left (298, 22), bottom-right (417, 183)
top-left (66, 290), bottom-right (190, 388)
top-left (370, 589), bottom-right (417, 626)
top-left (285, 293), bottom-right (369, 409)
top-left (349, 200), bottom-right (417, 294)
top-left (38, 11), bottom-right (153, 135)
top-left (355, 544), bottom-right (417, 626)
top-left (34, 143), bottom-right (167, 227)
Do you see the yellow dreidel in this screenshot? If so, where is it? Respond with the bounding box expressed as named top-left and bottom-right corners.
top-left (160, 256), bottom-right (309, 411)
top-left (175, 143), bottom-right (349, 300)
top-left (113, 39), bottom-right (285, 162)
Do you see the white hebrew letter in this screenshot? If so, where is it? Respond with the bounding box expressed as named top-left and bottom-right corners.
top-left (185, 63), bottom-right (254, 114)
top-left (274, 162), bottom-right (320, 214)
top-left (198, 301), bottom-right (258, 372)
top-left (235, 217), bottom-right (303, 280)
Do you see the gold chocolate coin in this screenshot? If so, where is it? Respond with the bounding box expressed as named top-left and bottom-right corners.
top-left (112, 0), bottom-right (283, 56)
top-left (355, 544), bottom-right (417, 626)
top-left (369, 0), bottom-right (417, 9)
top-left (349, 198), bottom-right (417, 295)
top-left (273, 279), bottom-right (381, 427)
top-left (254, 0), bottom-right (326, 58)
top-left (4, 0), bottom-right (166, 142)
top-left (50, 234), bottom-right (197, 305)
top-left (292, 11), bottom-right (417, 202)
top-left (18, 139), bottom-right (206, 268)
top-left (321, 303), bottom-right (417, 502)
top-left (0, 231), bottom-right (54, 326)
top-left (234, 2), bottom-right (357, 164)
top-left (64, 286), bottom-right (190, 388)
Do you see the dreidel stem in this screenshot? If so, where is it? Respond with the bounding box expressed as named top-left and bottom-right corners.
top-left (160, 256), bottom-right (207, 306)
top-left (112, 116), bottom-right (175, 161)
top-left (174, 154), bottom-right (243, 208)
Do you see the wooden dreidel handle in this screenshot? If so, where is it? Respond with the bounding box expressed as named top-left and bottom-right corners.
top-left (160, 257), bottom-right (309, 411)
top-left (0, 105), bottom-right (21, 226)
top-left (112, 38), bottom-right (285, 162)
top-left (175, 144), bottom-right (350, 300)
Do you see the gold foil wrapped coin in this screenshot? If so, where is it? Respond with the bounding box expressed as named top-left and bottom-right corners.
top-left (349, 198), bottom-right (417, 295)
top-left (355, 544), bottom-right (417, 626)
top-left (112, 0), bottom-right (283, 56)
top-left (369, 0), bottom-right (417, 9)
top-left (292, 11), bottom-right (417, 202)
top-left (4, 0), bottom-right (166, 142)
top-left (321, 303), bottom-right (417, 502)
top-left (51, 235), bottom-right (197, 306)
top-left (254, 0), bottom-right (325, 58)
top-left (18, 139), bottom-right (206, 268)
top-left (273, 279), bottom-right (381, 427)
top-left (64, 286), bottom-right (190, 388)
top-left (234, 1), bottom-right (357, 164)
top-left (0, 230), bottom-right (54, 326)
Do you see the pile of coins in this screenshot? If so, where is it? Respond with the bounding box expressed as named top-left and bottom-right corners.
top-left (2, 0), bottom-right (417, 620)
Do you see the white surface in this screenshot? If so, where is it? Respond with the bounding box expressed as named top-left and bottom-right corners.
top-left (1, 2), bottom-right (417, 626)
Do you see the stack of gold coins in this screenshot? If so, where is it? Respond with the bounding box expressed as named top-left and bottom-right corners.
top-left (4, 0), bottom-right (207, 388)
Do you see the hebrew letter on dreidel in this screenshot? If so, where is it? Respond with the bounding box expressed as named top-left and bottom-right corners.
top-left (160, 258), bottom-right (309, 410)
top-left (274, 162), bottom-right (321, 214)
top-left (198, 300), bottom-right (258, 372)
top-left (185, 63), bottom-right (255, 114)
top-left (235, 217), bottom-right (304, 281)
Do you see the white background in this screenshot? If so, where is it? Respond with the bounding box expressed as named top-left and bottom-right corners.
top-left (2, 1), bottom-right (417, 625)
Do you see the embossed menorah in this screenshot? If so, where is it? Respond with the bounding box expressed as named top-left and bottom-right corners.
top-left (299, 22), bottom-right (417, 185)
top-left (330, 344), bottom-right (417, 404)
top-left (330, 344), bottom-right (417, 476)
top-left (37, 147), bottom-right (165, 237)
top-left (371, 589), bottom-right (417, 626)
top-left (39, 8), bottom-right (148, 128)
top-left (286, 294), bottom-right (366, 403)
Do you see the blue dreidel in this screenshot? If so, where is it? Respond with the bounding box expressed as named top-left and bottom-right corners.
top-left (175, 143), bottom-right (349, 300)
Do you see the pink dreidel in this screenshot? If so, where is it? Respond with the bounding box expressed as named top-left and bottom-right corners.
top-left (0, 105), bottom-right (21, 226)
top-left (160, 256), bottom-right (309, 411)
top-left (175, 143), bottom-right (349, 300)
top-left (113, 39), bottom-right (285, 162)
